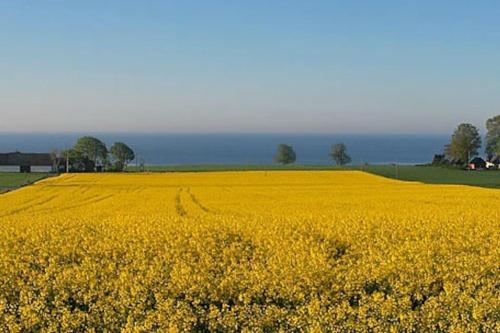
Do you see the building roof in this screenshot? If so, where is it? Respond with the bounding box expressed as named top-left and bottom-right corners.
top-left (470, 157), bottom-right (486, 164)
top-left (0, 152), bottom-right (53, 166)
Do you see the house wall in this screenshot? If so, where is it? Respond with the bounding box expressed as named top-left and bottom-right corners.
top-left (0, 165), bottom-right (52, 173)
top-left (0, 165), bottom-right (20, 172)
top-left (31, 166), bottom-right (53, 173)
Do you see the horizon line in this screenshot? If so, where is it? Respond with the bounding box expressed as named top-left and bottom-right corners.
top-left (0, 131), bottom-right (454, 136)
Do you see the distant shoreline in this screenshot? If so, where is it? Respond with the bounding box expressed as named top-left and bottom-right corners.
top-left (0, 133), bottom-right (449, 165)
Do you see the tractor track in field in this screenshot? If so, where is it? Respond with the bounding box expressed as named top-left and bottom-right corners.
top-left (0, 194), bottom-right (59, 218)
top-left (175, 187), bottom-right (215, 217)
top-left (175, 188), bottom-right (188, 217)
top-left (22, 193), bottom-right (116, 216)
top-left (186, 188), bottom-right (212, 213)
top-left (50, 194), bottom-right (116, 213)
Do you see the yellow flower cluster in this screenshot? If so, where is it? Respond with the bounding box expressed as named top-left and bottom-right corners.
top-left (0, 171), bottom-right (498, 331)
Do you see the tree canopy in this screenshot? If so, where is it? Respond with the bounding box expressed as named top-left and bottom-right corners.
top-left (274, 144), bottom-right (296, 165)
top-left (110, 142), bottom-right (135, 171)
top-left (330, 143), bottom-right (351, 166)
top-left (61, 136), bottom-right (135, 172)
top-left (449, 123), bottom-right (482, 164)
top-left (74, 136), bottom-right (108, 165)
top-left (61, 148), bottom-right (96, 172)
top-left (485, 115), bottom-right (500, 158)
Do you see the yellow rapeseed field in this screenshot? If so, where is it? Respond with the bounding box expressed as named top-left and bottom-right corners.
top-left (0, 171), bottom-right (498, 332)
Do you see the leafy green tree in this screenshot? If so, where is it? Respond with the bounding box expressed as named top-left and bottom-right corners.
top-left (74, 136), bottom-right (108, 167)
top-left (110, 142), bottom-right (135, 171)
top-left (485, 115), bottom-right (500, 159)
top-left (62, 148), bottom-right (83, 164)
top-left (449, 123), bottom-right (482, 164)
top-left (274, 144), bottom-right (296, 165)
top-left (431, 154), bottom-right (449, 166)
top-left (330, 143), bottom-right (352, 166)
top-left (61, 148), bottom-right (95, 172)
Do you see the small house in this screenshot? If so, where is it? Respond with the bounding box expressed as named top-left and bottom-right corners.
top-left (486, 156), bottom-right (500, 170)
top-left (0, 152), bottom-right (53, 173)
top-left (468, 157), bottom-right (486, 170)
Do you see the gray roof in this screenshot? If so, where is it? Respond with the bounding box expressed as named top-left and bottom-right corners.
top-left (470, 157), bottom-right (486, 164)
top-left (0, 152), bottom-right (53, 166)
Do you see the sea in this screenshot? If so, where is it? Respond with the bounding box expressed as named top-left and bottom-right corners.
top-left (0, 133), bottom-right (450, 166)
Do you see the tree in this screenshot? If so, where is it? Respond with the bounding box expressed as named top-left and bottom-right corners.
top-left (274, 144), bottom-right (296, 165)
top-left (449, 123), bottom-right (482, 164)
top-left (485, 115), bottom-right (500, 159)
top-left (110, 142), bottom-right (135, 171)
top-left (74, 136), bottom-right (108, 167)
top-left (61, 148), bottom-right (95, 172)
top-left (330, 143), bottom-right (351, 166)
top-left (431, 154), bottom-right (449, 166)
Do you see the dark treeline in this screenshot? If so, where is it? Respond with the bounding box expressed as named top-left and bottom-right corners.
top-left (53, 136), bottom-right (135, 172)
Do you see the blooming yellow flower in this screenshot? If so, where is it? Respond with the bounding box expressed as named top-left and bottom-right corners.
top-left (0, 171), bottom-right (498, 331)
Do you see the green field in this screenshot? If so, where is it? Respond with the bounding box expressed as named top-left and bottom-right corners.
top-left (0, 173), bottom-right (49, 193)
top-left (128, 164), bottom-right (500, 189)
top-left (364, 165), bottom-right (500, 188)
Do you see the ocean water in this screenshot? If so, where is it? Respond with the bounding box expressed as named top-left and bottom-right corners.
top-left (0, 133), bottom-right (450, 165)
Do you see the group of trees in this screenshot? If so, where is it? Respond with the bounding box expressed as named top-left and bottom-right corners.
top-left (485, 115), bottom-right (500, 158)
top-left (274, 143), bottom-right (351, 165)
top-left (434, 115), bottom-right (500, 166)
top-left (53, 116), bottom-right (500, 171)
top-left (57, 136), bottom-right (135, 172)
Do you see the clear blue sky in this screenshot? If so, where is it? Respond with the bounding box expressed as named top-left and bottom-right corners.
top-left (1, 1), bottom-right (499, 134)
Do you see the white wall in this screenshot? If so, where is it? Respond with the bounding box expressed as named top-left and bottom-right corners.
top-left (31, 166), bottom-right (53, 173)
top-left (0, 165), bottom-right (20, 172)
top-left (0, 165), bottom-right (52, 173)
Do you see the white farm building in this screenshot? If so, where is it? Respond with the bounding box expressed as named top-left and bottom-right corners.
top-left (0, 152), bottom-right (54, 173)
